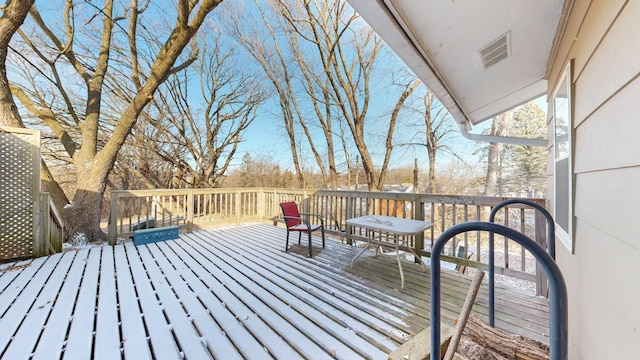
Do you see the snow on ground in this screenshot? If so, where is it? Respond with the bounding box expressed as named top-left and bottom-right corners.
top-left (62, 236), bottom-right (131, 252)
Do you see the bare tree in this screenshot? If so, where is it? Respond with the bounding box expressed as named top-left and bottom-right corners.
top-left (484, 111), bottom-right (512, 196)
top-left (301, 0), bottom-right (421, 191)
top-left (227, 0), bottom-right (419, 191)
top-left (401, 90), bottom-right (456, 193)
top-left (9, 0), bottom-right (223, 241)
top-left (126, 28), bottom-right (267, 188)
top-left (314, 3), bottom-right (383, 190)
top-left (225, 0), bottom-right (307, 187)
top-left (273, 0), bottom-right (352, 190)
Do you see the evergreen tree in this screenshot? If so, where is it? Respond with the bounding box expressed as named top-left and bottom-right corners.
top-left (502, 102), bottom-right (547, 196)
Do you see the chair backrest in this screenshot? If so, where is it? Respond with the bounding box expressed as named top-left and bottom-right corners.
top-left (280, 201), bottom-right (301, 227)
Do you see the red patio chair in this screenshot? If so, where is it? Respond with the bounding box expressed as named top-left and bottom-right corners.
top-left (280, 201), bottom-right (325, 257)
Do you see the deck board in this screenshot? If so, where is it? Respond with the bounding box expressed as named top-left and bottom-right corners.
top-left (0, 223), bottom-right (550, 359)
top-left (113, 244), bottom-right (152, 360)
top-left (64, 247), bottom-right (102, 359)
top-left (182, 231), bottom-right (380, 359)
top-left (32, 250), bottom-right (88, 359)
top-left (124, 241), bottom-right (184, 359)
top-left (227, 224), bottom-right (549, 342)
top-left (160, 238), bottom-right (309, 360)
top-left (234, 223), bottom-right (549, 341)
top-left (0, 253), bottom-right (61, 354)
top-left (146, 241), bottom-right (255, 360)
top-left (194, 230), bottom-right (405, 345)
top-left (202, 228), bottom-right (413, 340)
top-left (2, 251), bottom-right (74, 359)
top-left (164, 237), bottom-right (333, 359)
top-left (134, 243), bottom-right (214, 359)
top-left (94, 247), bottom-right (122, 360)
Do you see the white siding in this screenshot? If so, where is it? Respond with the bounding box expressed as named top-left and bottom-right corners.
top-left (573, 0), bottom-right (640, 124)
top-left (574, 76), bottom-right (640, 173)
top-left (547, 0), bottom-right (640, 358)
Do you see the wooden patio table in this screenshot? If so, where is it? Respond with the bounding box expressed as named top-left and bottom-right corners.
top-left (346, 215), bottom-right (433, 289)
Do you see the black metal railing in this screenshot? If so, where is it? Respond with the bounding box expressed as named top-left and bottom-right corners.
top-left (430, 222), bottom-right (568, 360)
top-left (488, 199), bottom-right (556, 325)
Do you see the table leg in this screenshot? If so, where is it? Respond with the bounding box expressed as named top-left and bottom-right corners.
top-left (406, 246), bottom-right (427, 272)
top-left (396, 240), bottom-right (405, 289)
top-left (351, 238), bottom-right (372, 268)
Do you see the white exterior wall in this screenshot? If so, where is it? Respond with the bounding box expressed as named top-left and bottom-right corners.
top-left (546, 1), bottom-right (640, 358)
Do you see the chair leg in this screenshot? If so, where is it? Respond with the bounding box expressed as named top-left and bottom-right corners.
top-left (321, 227), bottom-right (325, 248)
top-left (298, 232), bottom-right (302, 245)
top-left (308, 231), bottom-right (313, 257)
top-left (285, 230), bottom-right (290, 252)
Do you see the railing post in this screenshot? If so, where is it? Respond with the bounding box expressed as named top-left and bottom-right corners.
top-left (32, 193), bottom-right (45, 257)
top-left (108, 191), bottom-right (118, 245)
top-left (302, 189), bottom-right (310, 215)
top-left (345, 195), bottom-right (353, 245)
top-left (187, 190), bottom-right (194, 233)
top-left (235, 191), bottom-right (241, 226)
top-left (535, 210), bottom-right (549, 296)
top-left (413, 196), bottom-right (425, 263)
top-left (41, 193), bottom-right (51, 255)
top-left (258, 188), bottom-right (265, 219)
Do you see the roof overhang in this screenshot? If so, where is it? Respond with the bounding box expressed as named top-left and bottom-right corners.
top-left (347, 0), bottom-right (565, 132)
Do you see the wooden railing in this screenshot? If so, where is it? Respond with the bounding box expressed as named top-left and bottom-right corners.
top-left (33, 192), bottom-right (64, 257)
top-left (108, 188), bottom-right (548, 292)
top-left (108, 188), bottom-right (265, 241)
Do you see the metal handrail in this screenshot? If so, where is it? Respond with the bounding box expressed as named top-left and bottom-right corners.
top-left (488, 199), bottom-right (555, 326)
top-left (430, 222), bottom-right (567, 360)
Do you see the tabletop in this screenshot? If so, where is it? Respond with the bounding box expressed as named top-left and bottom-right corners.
top-left (346, 215), bottom-right (433, 235)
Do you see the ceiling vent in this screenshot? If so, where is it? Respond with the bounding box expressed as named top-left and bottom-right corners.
top-left (479, 32), bottom-right (511, 69)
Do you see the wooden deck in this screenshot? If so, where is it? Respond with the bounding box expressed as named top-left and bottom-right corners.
top-left (0, 223), bottom-right (549, 359)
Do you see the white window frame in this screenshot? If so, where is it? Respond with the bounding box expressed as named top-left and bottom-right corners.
top-left (552, 61), bottom-right (574, 253)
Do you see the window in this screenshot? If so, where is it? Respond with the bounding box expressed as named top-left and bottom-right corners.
top-left (553, 62), bottom-right (573, 253)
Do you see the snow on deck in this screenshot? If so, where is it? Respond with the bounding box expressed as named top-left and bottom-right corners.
top-left (0, 223), bottom-right (549, 359)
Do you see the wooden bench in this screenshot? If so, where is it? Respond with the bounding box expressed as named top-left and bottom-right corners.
top-left (133, 226), bottom-right (179, 245)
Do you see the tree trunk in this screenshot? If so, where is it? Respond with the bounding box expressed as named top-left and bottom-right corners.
top-left (464, 314), bottom-right (549, 360)
top-left (485, 142), bottom-right (501, 196)
top-left (484, 112), bottom-right (511, 196)
top-left (427, 147), bottom-right (436, 193)
top-left (62, 166), bottom-right (109, 242)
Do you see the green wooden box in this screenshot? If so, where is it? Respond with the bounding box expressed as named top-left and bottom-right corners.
top-left (133, 226), bottom-right (179, 245)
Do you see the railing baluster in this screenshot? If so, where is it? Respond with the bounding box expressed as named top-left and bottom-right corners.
top-left (521, 208), bottom-right (526, 271)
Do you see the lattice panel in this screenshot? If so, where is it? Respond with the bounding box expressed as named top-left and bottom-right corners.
top-left (0, 129), bottom-right (39, 260)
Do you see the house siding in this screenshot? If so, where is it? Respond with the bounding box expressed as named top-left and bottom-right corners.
top-left (547, 0), bottom-right (640, 358)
